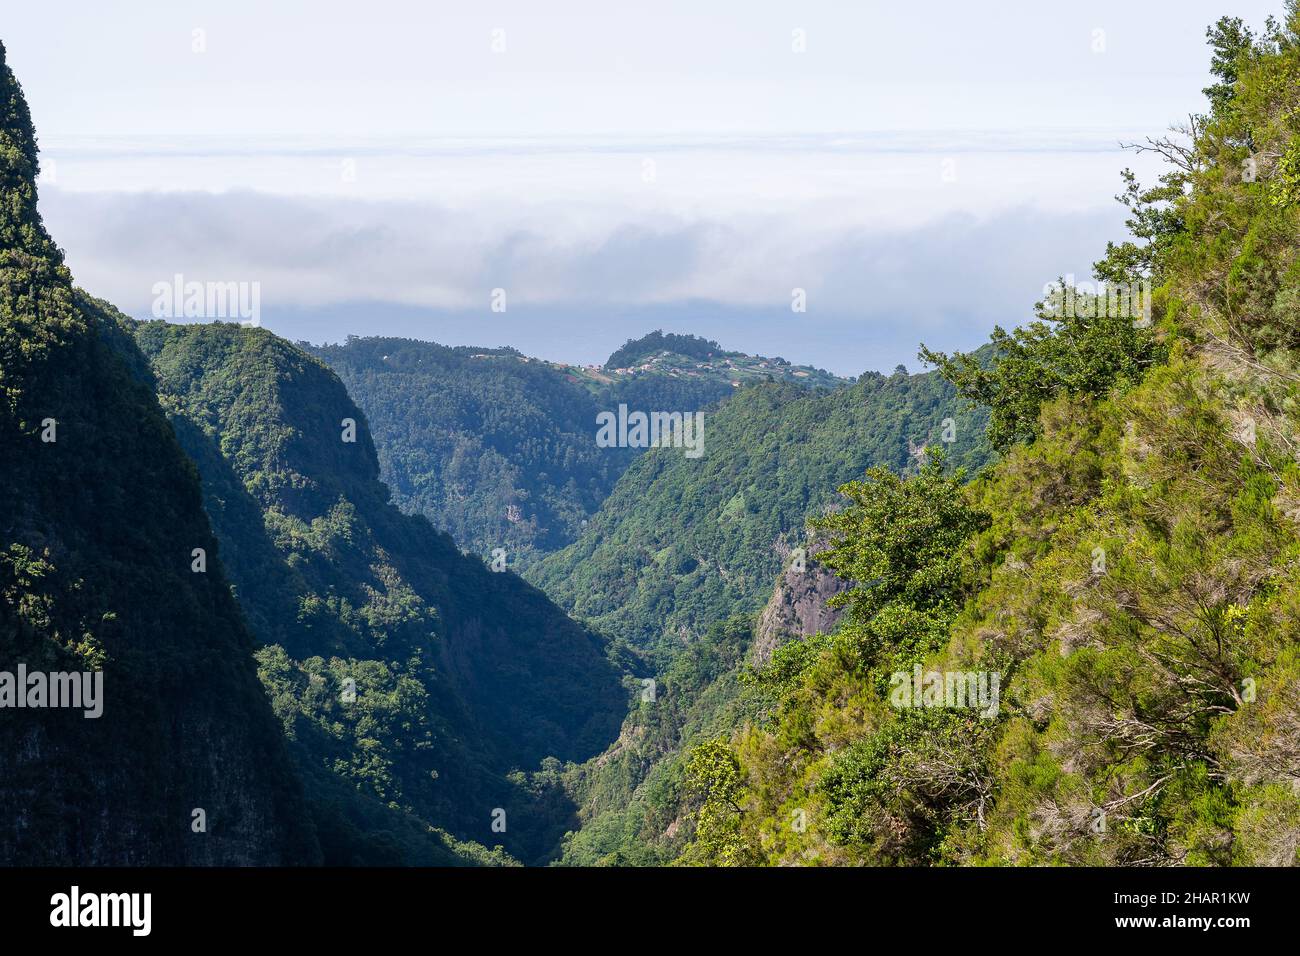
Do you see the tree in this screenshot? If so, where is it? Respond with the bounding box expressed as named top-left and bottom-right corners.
top-left (919, 294), bottom-right (1165, 451)
top-left (1203, 17), bottom-right (1257, 116)
top-left (682, 737), bottom-right (753, 865)
top-left (811, 450), bottom-right (988, 671)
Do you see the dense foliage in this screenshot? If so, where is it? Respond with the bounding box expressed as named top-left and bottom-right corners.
top-left (677, 6), bottom-right (1300, 866)
top-left (314, 337), bottom-right (637, 563)
top-left (557, 615), bottom-right (767, 865)
top-left (532, 368), bottom-right (990, 863)
top-left (128, 319), bottom-right (627, 864)
top-left (918, 307), bottom-right (1166, 451)
top-left (530, 368), bottom-right (991, 666)
top-left (0, 41), bottom-right (318, 864)
top-left (11, 3), bottom-right (1300, 870)
top-left (606, 330), bottom-right (726, 368)
top-left (312, 333), bottom-right (843, 565)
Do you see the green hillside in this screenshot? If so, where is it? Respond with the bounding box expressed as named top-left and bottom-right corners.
top-left (0, 40), bottom-right (318, 865)
top-left (127, 318), bottom-right (627, 864)
top-left (678, 10), bottom-right (1300, 867)
top-left (601, 330), bottom-right (846, 390)
top-left (529, 367), bottom-right (991, 665)
top-left (529, 365), bottom-right (991, 863)
top-left (9, 4), bottom-right (1299, 875)
top-left (311, 332), bottom-right (846, 566)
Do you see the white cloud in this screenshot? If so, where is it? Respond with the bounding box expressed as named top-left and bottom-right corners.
top-left (41, 170), bottom-right (1129, 375)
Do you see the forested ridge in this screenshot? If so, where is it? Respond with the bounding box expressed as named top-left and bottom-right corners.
top-left (127, 318), bottom-right (627, 865)
top-left (0, 40), bottom-right (318, 864)
top-left (1, 35), bottom-right (626, 865)
top-left (530, 366), bottom-right (991, 664)
top-left (311, 331), bottom-right (843, 566)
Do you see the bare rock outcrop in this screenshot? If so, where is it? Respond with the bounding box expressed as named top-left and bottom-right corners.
top-left (750, 543), bottom-right (847, 667)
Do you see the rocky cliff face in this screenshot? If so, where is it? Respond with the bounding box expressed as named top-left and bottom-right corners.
top-left (750, 544), bottom-right (847, 667)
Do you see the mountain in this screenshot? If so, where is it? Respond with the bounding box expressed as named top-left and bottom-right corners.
top-left (528, 366), bottom-right (991, 664)
top-left (675, 13), bottom-right (1300, 866)
top-left (126, 318), bottom-right (627, 864)
top-left (529, 365), bottom-right (991, 863)
top-left (0, 36), bottom-right (626, 866)
top-left (311, 336), bottom-right (636, 565)
top-left (600, 330), bottom-right (846, 391)
top-left (553, 552), bottom-right (843, 866)
top-left (0, 41), bottom-right (318, 865)
top-left (14, 4), bottom-right (1293, 873)
top-left (310, 332), bottom-right (847, 566)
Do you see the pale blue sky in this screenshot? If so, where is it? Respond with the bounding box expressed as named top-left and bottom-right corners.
top-left (4, 1), bottom-right (1284, 374)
